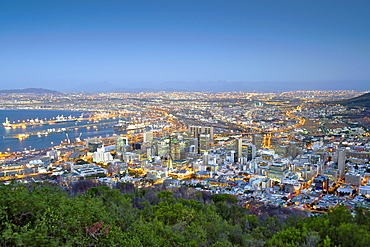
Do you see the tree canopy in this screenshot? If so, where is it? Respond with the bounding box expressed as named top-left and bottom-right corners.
top-left (0, 182), bottom-right (369, 246)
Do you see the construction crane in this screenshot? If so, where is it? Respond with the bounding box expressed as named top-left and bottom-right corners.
top-left (75, 133), bottom-right (82, 142)
top-left (262, 132), bottom-right (273, 149)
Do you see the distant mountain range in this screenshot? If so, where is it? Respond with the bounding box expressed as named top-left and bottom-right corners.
top-left (0, 88), bottom-right (61, 94)
top-left (333, 92), bottom-right (370, 108)
top-left (68, 80), bottom-right (370, 93)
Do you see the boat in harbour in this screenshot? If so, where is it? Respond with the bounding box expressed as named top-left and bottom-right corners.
top-left (2, 117), bottom-right (12, 129)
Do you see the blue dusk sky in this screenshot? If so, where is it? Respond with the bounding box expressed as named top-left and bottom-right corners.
top-left (1, 0), bottom-right (369, 92)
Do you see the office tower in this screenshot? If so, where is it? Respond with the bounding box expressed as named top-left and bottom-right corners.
top-left (189, 126), bottom-right (214, 141)
top-left (155, 141), bottom-right (169, 157)
top-left (230, 150), bottom-right (236, 163)
top-left (313, 175), bottom-right (329, 192)
top-left (252, 134), bottom-right (263, 150)
top-left (170, 134), bottom-right (181, 160)
top-left (203, 151), bottom-right (209, 165)
top-left (310, 154), bottom-right (321, 164)
top-left (345, 173), bottom-right (361, 186)
top-left (287, 142), bottom-right (299, 158)
top-left (189, 138), bottom-right (198, 154)
top-left (268, 163), bottom-right (287, 181)
top-left (87, 141), bottom-right (102, 153)
top-left (247, 144), bottom-right (256, 161)
top-left (236, 138), bottom-right (243, 158)
top-left (93, 151), bottom-right (113, 163)
top-left (275, 145), bottom-right (288, 156)
top-left (180, 131), bottom-right (193, 147)
top-left (323, 169), bottom-right (339, 184)
top-left (140, 141), bottom-right (151, 153)
top-left (146, 147), bottom-right (154, 157)
top-left (337, 149), bottom-right (346, 178)
top-left (115, 135), bottom-right (128, 153)
top-left (199, 133), bottom-right (211, 154)
top-left (143, 131), bottom-right (153, 143)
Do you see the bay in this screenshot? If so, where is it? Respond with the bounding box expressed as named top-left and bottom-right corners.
top-left (0, 109), bottom-right (116, 153)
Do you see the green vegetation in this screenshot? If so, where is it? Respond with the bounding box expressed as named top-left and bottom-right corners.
top-left (266, 206), bottom-right (370, 247)
top-left (0, 182), bottom-right (369, 246)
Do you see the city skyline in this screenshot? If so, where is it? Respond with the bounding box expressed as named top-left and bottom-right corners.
top-left (1, 0), bottom-right (370, 91)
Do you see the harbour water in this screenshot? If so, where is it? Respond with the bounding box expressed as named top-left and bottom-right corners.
top-left (0, 109), bottom-right (116, 153)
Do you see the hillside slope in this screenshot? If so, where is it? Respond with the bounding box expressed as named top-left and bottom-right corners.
top-left (333, 92), bottom-right (370, 108)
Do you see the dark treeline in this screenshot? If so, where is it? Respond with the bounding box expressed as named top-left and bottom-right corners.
top-left (0, 181), bottom-right (369, 246)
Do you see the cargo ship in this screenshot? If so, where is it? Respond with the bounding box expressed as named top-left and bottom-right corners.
top-left (27, 118), bottom-right (46, 126)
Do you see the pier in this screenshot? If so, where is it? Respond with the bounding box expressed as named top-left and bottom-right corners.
top-left (1, 121), bottom-right (117, 139)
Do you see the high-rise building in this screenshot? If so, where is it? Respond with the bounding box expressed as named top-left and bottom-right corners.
top-left (87, 141), bottom-right (102, 153)
top-left (268, 163), bottom-right (287, 181)
top-left (203, 151), bottom-right (209, 165)
top-left (180, 131), bottom-right (194, 148)
top-left (189, 126), bottom-right (213, 154)
top-left (313, 175), bottom-right (329, 192)
top-left (199, 133), bottom-right (211, 154)
top-left (337, 149), bottom-right (346, 178)
top-left (252, 134), bottom-right (263, 150)
top-left (115, 136), bottom-right (129, 153)
top-left (189, 126), bottom-right (214, 141)
top-left (247, 144), bottom-right (256, 161)
top-left (287, 142), bottom-right (300, 158)
top-left (93, 151), bottom-right (113, 163)
top-left (170, 134), bottom-right (181, 160)
top-left (230, 150), bottom-right (237, 163)
top-left (155, 141), bottom-right (169, 157)
top-left (189, 138), bottom-right (198, 154)
top-left (275, 145), bottom-right (288, 156)
top-left (143, 131), bottom-right (153, 143)
top-left (236, 138), bottom-right (243, 159)
top-left (345, 173), bottom-right (361, 186)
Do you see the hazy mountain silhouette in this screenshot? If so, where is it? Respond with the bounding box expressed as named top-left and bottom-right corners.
top-left (0, 88), bottom-right (61, 94)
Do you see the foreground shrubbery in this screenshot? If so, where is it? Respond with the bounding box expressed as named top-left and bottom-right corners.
top-left (0, 182), bottom-right (369, 246)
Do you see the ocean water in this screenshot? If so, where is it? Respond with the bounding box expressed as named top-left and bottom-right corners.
top-left (0, 109), bottom-right (115, 153)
